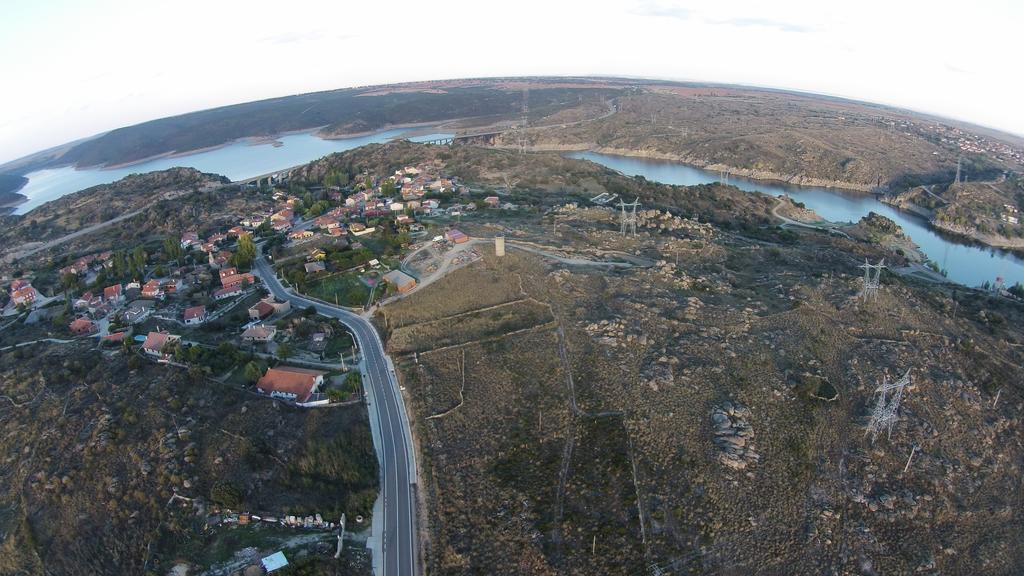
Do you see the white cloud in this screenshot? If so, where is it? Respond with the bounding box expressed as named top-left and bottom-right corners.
top-left (0, 0), bottom-right (1021, 164)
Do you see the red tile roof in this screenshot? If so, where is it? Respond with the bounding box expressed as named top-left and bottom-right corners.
top-left (183, 305), bottom-right (206, 321)
top-left (103, 284), bottom-right (122, 301)
top-left (249, 301), bottom-right (275, 318)
top-left (257, 366), bottom-right (326, 403)
top-left (142, 331), bottom-right (179, 355)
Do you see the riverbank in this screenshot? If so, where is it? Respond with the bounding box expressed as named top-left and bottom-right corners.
top-left (568, 148), bottom-right (1024, 287)
top-left (522, 143), bottom-right (877, 193)
top-left (929, 219), bottom-right (1024, 254)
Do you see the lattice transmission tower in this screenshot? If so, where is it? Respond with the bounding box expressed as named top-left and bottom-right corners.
top-left (859, 258), bottom-right (885, 303)
top-left (866, 368), bottom-right (912, 443)
top-left (517, 88), bottom-right (529, 154)
top-left (618, 197), bottom-right (640, 236)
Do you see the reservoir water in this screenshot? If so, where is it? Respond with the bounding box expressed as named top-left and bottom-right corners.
top-left (13, 129), bottom-right (452, 215)
top-left (566, 151), bottom-right (1024, 288)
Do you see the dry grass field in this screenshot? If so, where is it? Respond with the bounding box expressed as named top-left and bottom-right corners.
top-left (385, 205), bottom-right (1024, 574)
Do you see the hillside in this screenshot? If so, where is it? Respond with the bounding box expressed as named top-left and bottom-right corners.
top-left (931, 177), bottom-right (1024, 250)
top-left (15, 80), bottom-right (625, 170)
top-left (0, 168), bottom-right (258, 274)
top-left (380, 205), bottom-right (1024, 575)
top-left (502, 87), bottom-right (1022, 192)
top-left (0, 174), bottom-right (28, 208)
top-left (0, 342), bottom-right (375, 575)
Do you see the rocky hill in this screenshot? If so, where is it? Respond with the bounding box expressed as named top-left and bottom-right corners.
top-left (0, 342), bottom-right (376, 575)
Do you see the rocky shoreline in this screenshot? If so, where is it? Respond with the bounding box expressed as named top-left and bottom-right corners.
top-left (520, 143), bottom-right (877, 193)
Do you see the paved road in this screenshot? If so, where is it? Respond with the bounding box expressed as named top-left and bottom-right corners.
top-left (254, 256), bottom-right (418, 576)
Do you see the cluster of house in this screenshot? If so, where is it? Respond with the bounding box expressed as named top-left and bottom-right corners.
top-left (66, 278), bottom-right (177, 336)
top-left (8, 278), bottom-right (38, 307)
top-left (180, 226), bottom-right (250, 262)
top-left (240, 296), bottom-right (291, 343)
top-left (58, 250), bottom-right (113, 278)
top-left (214, 266), bottom-right (257, 300)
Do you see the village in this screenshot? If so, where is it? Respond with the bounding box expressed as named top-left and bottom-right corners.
top-left (1, 162), bottom-right (511, 412)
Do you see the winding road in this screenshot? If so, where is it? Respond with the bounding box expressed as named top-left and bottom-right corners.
top-left (253, 256), bottom-right (418, 576)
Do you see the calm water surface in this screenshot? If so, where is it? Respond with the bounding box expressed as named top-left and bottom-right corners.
top-left (567, 151), bottom-right (1024, 288)
top-left (14, 129), bottom-right (452, 214)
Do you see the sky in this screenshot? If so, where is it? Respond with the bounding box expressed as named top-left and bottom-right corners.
top-left (1, 0), bottom-right (1022, 165)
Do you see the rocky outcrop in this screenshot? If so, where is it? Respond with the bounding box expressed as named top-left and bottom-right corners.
top-left (711, 401), bottom-right (760, 470)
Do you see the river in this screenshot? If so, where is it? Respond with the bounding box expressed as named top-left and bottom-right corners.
top-left (12, 129), bottom-right (453, 215)
top-left (566, 151), bottom-right (1024, 288)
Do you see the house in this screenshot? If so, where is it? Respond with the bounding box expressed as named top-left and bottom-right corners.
top-left (219, 267), bottom-right (238, 281)
top-left (69, 317), bottom-right (97, 335)
top-left (10, 279), bottom-right (29, 292)
top-left (220, 272), bottom-right (255, 288)
top-left (257, 366), bottom-right (326, 403)
top-left (484, 196), bottom-right (500, 208)
top-left (271, 209), bottom-right (294, 222)
top-left (248, 300), bottom-right (275, 320)
top-left (396, 214), bottom-right (413, 225)
top-left (141, 279), bottom-right (163, 299)
top-left (180, 232), bottom-right (199, 249)
top-left (228, 226), bottom-right (247, 237)
top-left (122, 300), bottom-right (155, 324)
top-left (11, 286), bottom-right (37, 306)
top-left (446, 229), bottom-right (468, 244)
top-left (349, 223), bottom-right (376, 236)
top-left (141, 331), bottom-right (180, 359)
top-left (271, 220), bottom-right (292, 233)
top-left (288, 230), bottom-right (314, 241)
top-left (242, 324), bottom-right (277, 342)
top-left (214, 285), bottom-right (243, 300)
top-left (329, 227), bottom-right (346, 237)
top-left (308, 248), bottom-right (327, 261)
top-left (183, 305), bottom-right (207, 325)
top-left (304, 261), bottom-right (326, 274)
top-left (103, 284), bottom-right (123, 303)
top-left (207, 233), bottom-right (227, 245)
top-left (383, 270), bottom-right (417, 293)
top-left (389, 202), bottom-right (405, 212)
top-left (313, 216), bottom-right (340, 229)
top-left (74, 292), bottom-right (95, 310)
top-left (101, 331), bottom-right (128, 345)
top-left (240, 215), bottom-right (266, 228)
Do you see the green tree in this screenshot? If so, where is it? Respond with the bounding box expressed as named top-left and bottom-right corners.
top-left (277, 342), bottom-right (293, 361)
top-left (60, 272), bottom-right (80, 296)
top-left (232, 235), bottom-right (257, 269)
top-left (243, 361), bottom-right (263, 383)
top-left (380, 178), bottom-right (396, 197)
top-left (162, 237), bottom-right (183, 264)
top-left (131, 246), bottom-right (147, 277)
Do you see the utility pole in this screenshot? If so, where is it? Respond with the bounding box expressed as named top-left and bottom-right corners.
top-left (518, 88), bottom-right (529, 154)
top-left (954, 156), bottom-right (962, 187)
top-left (903, 444), bottom-right (918, 473)
top-left (866, 368), bottom-right (912, 443)
top-left (859, 258), bottom-right (885, 303)
top-left (617, 197), bottom-right (640, 237)
top-left (334, 513), bottom-right (346, 558)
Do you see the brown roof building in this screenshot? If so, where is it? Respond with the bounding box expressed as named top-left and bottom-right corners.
top-left (257, 366), bottom-right (326, 403)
